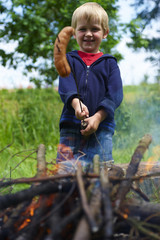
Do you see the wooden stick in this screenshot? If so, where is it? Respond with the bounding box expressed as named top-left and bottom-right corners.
top-left (100, 167), bottom-right (113, 239)
top-left (73, 186), bottom-right (102, 240)
top-left (36, 144), bottom-right (46, 177)
top-left (115, 134), bottom-right (152, 209)
top-left (1, 169), bottom-right (160, 189)
top-left (76, 164), bottom-right (98, 233)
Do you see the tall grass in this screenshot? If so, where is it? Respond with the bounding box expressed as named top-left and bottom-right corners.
top-left (0, 88), bottom-right (62, 180)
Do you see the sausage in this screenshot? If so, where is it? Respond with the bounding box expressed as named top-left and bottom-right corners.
top-left (54, 26), bottom-right (74, 77)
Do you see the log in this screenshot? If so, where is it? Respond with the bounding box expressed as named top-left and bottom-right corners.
top-left (115, 134), bottom-right (152, 209)
top-left (0, 181), bottom-right (76, 210)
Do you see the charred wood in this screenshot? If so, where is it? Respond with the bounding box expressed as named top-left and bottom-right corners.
top-left (0, 181), bottom-right (76, 210)
top-left (115, 134), bottom-right (152, 209)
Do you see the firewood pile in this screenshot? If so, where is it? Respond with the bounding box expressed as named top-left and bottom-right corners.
top-left (0, 134), bottom-right (160, 240)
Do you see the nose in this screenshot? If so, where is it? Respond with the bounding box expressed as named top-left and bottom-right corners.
top-left (85, 30), bottom-right (93, 37)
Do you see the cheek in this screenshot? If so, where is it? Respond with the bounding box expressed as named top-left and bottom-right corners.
top-left (77, 33), bottom-right (84, 39)
top-left (94, 33), bottom-right (103, 40)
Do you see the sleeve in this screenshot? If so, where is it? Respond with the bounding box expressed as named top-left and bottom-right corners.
top-left (58, 53), bottom-right (83, 110)
top-left (96, 58), bottom-right (123, 118)
top-left (58, 72), bottom-right (79, 110)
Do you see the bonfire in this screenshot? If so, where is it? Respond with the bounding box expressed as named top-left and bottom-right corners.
top-left (0, 134), bottom-right (160, 240)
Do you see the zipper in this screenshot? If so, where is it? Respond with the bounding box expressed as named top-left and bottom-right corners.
top-left (84, 65), bottom-right (90, 102)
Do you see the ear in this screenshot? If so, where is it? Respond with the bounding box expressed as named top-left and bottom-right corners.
top-left (73, 28), bottom-right (76, 39)
top-left (103, 29), bottom-right (109, 39)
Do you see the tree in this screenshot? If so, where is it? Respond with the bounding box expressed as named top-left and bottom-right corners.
top-left (0, 0), bottom-right (122, 88)
top-left (126, 0), bottom-right (160, 82)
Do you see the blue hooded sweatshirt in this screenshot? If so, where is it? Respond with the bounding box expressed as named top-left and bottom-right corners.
top-left (58, 50), bottom-right (123, 133)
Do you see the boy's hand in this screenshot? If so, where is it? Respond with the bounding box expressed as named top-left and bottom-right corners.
top-left (71, 98), bottom-right (89, 120)
top-left (81, 109), bottom-right (107, 136)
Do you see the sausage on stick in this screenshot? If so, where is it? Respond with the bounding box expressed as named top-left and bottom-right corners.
top-left (54, 26), bottom-right (74, 77)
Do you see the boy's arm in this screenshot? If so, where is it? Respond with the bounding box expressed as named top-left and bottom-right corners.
top-left (71, 98), bottom-right (89, 120)
top-left (94, 109), bottom-right (107, 123)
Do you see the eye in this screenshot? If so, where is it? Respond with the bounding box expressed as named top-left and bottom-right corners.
top-left (79, 28), bottom-right (86, 32)
top-left (92, 27), bottom-right (100, 32)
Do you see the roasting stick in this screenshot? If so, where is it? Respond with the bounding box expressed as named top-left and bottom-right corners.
top-left (54, 26), bottom-right (88, 130)
top-left (70, 66), bottom-right (88, 130)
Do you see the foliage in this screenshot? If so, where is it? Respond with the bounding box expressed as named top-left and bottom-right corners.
top-left (125, 0), bottom-right (160, 81)
top-left (0, 0), bottom-right (122, 87)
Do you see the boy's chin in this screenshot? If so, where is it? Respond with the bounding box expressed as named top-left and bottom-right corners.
top-left (82, 47), bottom-right (97, 53)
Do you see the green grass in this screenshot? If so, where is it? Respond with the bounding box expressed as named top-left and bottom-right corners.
top-left (0, 83), bottom-right (160, 187)
top-left (0, 88), bottom-right (63, 184)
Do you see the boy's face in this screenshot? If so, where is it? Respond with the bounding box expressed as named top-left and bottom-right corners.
top-left (74, 18), bottom-right (108, 53)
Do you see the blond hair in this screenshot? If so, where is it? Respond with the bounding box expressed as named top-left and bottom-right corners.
top-left (71, 2), bottom-right (109, 33)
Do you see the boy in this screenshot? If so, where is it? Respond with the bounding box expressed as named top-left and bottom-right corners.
top-left (56, 2), bottom-right (123, 168)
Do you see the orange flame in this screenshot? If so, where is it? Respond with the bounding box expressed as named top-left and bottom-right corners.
top-left (145, 157), bottom-right (155, 172)
top-left (18, 218), bottom-right (31, 231)
top-left (57, 143), bottom-right (74, 161)
top-left (17, 198), bottom-right (41, 231)
top-left (122, 207), bottom-right (130, 219)
top-left (144, 145), bottom-right (160, 172)
top-left (123, 213), bottom-right (128, 219)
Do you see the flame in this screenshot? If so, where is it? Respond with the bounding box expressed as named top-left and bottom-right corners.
top-left (123, 213), bottom-right (128, 219)
top-left (18, 218), bottom-right (31, 230)
top-left (47, 163), bottom-right (60, 175)
top-left (144, 145), bottom-right (160, 172)
top-left (57, 143), bottom-right (74, 161)
top-left (17, 194), bottom-right (55, 231)
top-left (118, 209), bottom-right (129, 220)
top-left (30, 207), bottom-right (34, 217)
top-left (145, 157), bottom-right (155, 172)
top-left (122, 207), bottom-right (130, 219)
top-left (17, 198), bottom-right (41, 231)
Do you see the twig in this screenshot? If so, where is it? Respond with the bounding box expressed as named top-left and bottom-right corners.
top-left (127, 217), bottom-right (160, 240)
top-left (4, 149), bottom-right (36, 169)
top-left (1, 170), bottom-right (160, 189)
top-left (0, 132), bottom-right (14, 154)
top-left (131, 185), bottom-right (150, 201)
top-left (3, 149), bottom-right (37, 178)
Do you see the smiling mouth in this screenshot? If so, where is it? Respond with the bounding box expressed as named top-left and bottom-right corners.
top-left (84, 39), bottom-right (94, 42)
